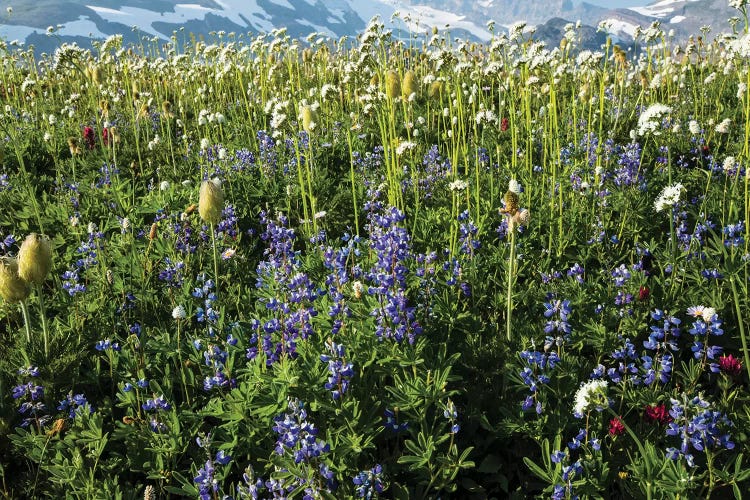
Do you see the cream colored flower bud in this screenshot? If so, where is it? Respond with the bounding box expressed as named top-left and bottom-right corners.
top-left (0, 257), bottom-right (31, 303)
top-left (385, 70), bottom-right (401, 99)
top-left (300, 105), bottom-right (317, 133)
top-left (199, 179), bottom-right (224, 225)
top-left (428, 80), bottom-right (444, 99)
top-left (402, 70), bottom-right (417, 98)
top-left (17, 233), bottom-right (52, 285)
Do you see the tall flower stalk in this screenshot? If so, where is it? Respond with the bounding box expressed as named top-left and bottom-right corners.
top-left (199, 179), bottom-right (225, 299)
top-left (17, 234), bottom-right (53, 358)
top-left (499, 180), bottom-right (529, 342)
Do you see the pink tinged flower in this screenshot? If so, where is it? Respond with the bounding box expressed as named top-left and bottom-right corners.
top-left (83, 126), bottom-right (96, 150)
top-left (221, 248), bottom-right (236, 260)
top-left (719, 354), bottom-right (742, 376)
top-left (644, 404), bottom-right (672, 425)
top-left (609, 416), bottom-right (625, 436)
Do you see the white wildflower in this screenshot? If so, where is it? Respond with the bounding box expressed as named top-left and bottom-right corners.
top-left (395, 141), bottom-right (416, 156)
top-left (508, 179), bottom-right (520, 194)
top-left (723, 156), bottom-right (737, 172)
top-left (687, 305), bottom-right (716, 321)
top-left (160, 180), bottom-right (170, 191)
top-left (654, 183), bottom-right (683, 212)
top-left (573, 379), bottom-right (608, 416)
top-left (637, 103), bottom-right (671, 136)
top-left (200, 138), bottom-right (210, 150)
top-left (689, 120), bottom-right (701, 135)
top-left (715, 118), bottom-right (731, 134)
top-left (352, 280), bottom-right (364, 299)
top-left (449, 179), bottom-right (468, 191)
top-left (172, 305), bottom-right (187, 320)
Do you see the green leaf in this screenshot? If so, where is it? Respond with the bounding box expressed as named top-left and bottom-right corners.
top-left (523, 457), bottom-right (551, 482)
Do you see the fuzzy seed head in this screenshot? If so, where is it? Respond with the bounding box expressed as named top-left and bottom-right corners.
top-left (300, 105), bottom-right (317, 133)
top-left (17, 233), bottom-right (52, 285)
top-left (385, 70), bottom-right (401, 99)
top-left (0, 257), bottom-right (31, 303)
top-left (503, 191), bottom-right (519, 215)
top-left (199, 179), bottom-right (225, 225)
top-left (402, 70), bottom-right (418, 98)
top-left (428, 80), bottom-right (444, 99)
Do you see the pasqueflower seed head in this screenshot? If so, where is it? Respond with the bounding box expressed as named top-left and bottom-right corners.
top-left (199, 179), bottom-right (225, 225)
top-left (17, 233), bottom-right (52, 285)
top-left (0, 257), bottom-right (31, 303)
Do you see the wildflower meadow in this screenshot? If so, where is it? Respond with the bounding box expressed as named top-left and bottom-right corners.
top-left (3, 3), bottom-right (750, 498)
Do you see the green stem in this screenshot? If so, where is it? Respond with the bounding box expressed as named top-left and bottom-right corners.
top-left (176, 320), bottom-right (191, 405)
top-left (35, 284), bottom-right (49, 358)
top-left (506, 225), bottom-right (516, 343)
top-left (211, 223), bottom-right (220, 299)
top-left (19, 300), bottom-right (32, 345)
top-left (730, 276), bottom-right (750, 383)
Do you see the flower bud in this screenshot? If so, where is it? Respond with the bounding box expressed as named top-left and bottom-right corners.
top-left (402, 70), bottom-right (417, 98)
top-left (0, 257), bottom-right (30, 303)
top-left (428, 80), bottom-right (443, 99)
top-left (385, 70), bottom-right (401, 99)
top-left (199, 179), bottom-right (224, 225)
top-left (17, 233), bottom-right (52, 285)
top-left (300, 105), bottom-right (317, 133)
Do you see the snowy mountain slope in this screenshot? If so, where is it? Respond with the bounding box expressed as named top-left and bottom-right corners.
top-left (0, 0), bottom-right (492, 54)
top-left (0, 0), bottom-right (742, 55)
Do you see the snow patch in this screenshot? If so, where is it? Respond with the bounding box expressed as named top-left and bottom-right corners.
top-left (267, 0), bottom-right (294, 9)
top-left (629, 0), bottom-right (700, 19)
top-left (58, 16), bottom-right (107, 39)
top-left (602, 18), bottom-right (640, 38)
top-left (670, 15), bottom-right (686, 23)
top-left (87, 1), bottom-right (276, 39)
top-left (0, 24), bottom-right (38, 43)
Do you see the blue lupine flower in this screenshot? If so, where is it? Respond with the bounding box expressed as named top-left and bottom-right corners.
top-left (353, 464), bottom-right (384, 499)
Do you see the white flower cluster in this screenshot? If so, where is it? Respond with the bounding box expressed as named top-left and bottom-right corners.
top-left (730, 0), bottom-right (748, 10)
top-left (715, 118), bottom-right (731, 134)
top-left (449, 179), bottom-right (468, 191)
top-left (637, 103), bottom-right (671, 136)
top-left (395, 140), bottom-right (416, 156)
top-left (573, 379), bottom-right (608, 416)
top-left (654, 183), bottom-right (684, 212)
top-left (172, 305), bottom-right (187, 320)
top-left (508, 179), bottom-right (520, 194)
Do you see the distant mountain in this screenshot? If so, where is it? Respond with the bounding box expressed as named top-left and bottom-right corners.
top-left (0, 0), bottom-right (742, 55)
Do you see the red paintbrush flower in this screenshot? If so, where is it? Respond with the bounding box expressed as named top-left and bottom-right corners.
top-left (500, 117), bottom-right (509, 132)
top-left (719, 354), bottom-right (743, 376)
top-left (609, 416), bottom-right (625, 436)
top-left (638, 285), bottom-right (650, 301)
top-left (83, 126), bottom-right (95, 150)
top-left (644, 404), bottom-right (672, 425)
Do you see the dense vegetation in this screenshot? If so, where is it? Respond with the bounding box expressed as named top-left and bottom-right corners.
top-left (2, 5), bottom-right (750, 498)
